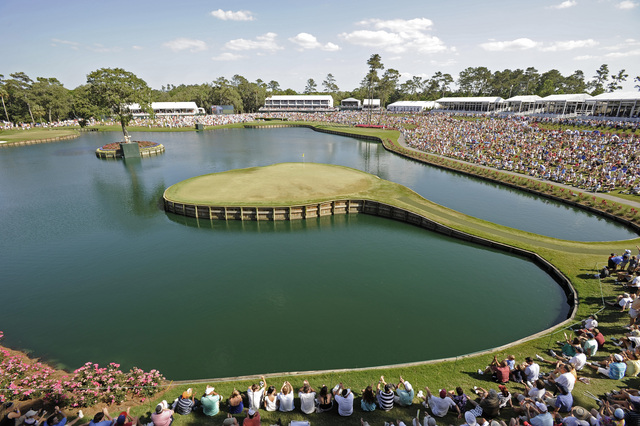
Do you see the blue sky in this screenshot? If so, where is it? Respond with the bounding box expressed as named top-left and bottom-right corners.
top-left (2, 0), bottom-right (639, 92)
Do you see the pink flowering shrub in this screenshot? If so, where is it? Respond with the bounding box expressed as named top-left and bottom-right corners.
top-left (100, 141), bottom-right (159, 150)
top-left (0, 332), bottom-right (165, 407)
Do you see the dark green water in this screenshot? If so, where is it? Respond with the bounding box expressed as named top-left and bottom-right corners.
top-left (0, 128), bottom-right (625, 379)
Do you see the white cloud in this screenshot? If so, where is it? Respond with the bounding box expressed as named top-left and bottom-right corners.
top-left (430, 59), bottom-right (457, 67)
top-left (574, 54), bottom-right (596, 60)
top-left (340, 18), bottom-right (448, 54)
top-left (480, 38), bottom-right (539, 51)
top-left (540, 39), bottom-right (598, 51)
top-left (210, 9), bottom-right (255, 21)
top-left (225, 32), bottom-right (282, 52)
top-left (605, 49), bottom-right (640, 58)
top-left (211, 52), bottom-right (244, 61)
top-left (132, 45), bottom-right (143, 50)
top-left (289, 33), bottom-right (340, 51)
top-left (51, 38), bottom-right (80, 50)
top-left (163, 38), bottom-right (207, 53)
top-left (87, 44), bottom-right (121, 53)
top-left (616, 1), bottom-right (638, 9)
top-left (548, 0), bottom-right (577, 9)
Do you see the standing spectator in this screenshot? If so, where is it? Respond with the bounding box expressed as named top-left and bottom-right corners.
top-left (333, 383), bottom-right (354, 416)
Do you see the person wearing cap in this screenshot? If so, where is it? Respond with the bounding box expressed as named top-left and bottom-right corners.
top-left (606, 293), bottom-right (635, 312)
top-left (463, 411), bottom-right (478, 426)
top-left (201, 385), bottom-right (223, 417)
top-left (586, 353), bottom-right (627, 379)
top-left (150, 400), bottom-right (173, 426)
top-left (395, 376), bottom-right (414, 407)
top-left (171, 388), bottom-right (198, 415)
top-left (242, 408), bottom-right (260, 426)
top-left (247, 376), bottom-right (266, 413)
top-left (298, 379), bottom-right (316, 415)
top-left (525, 400), bottom-right (553, 426)
top-left (424, 386), bottom-right (460, 418)
top-left (14, 409), bottom-right (48, 426)
top-left (582, 315), bottom-right (599, 331)
top-left (333, 383), bottom-right (354, 416)
top-left (560, 406), bottom-right (592, 426)
top-left (113, 408), bottom-right (139, 426)
top-left (497, 385), bottom-right (513, 409)
top-left (377, 376), bottom-right (395, 411)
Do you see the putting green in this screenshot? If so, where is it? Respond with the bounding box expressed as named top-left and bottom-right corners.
top-left (164, 163), bottom-right (379, 205)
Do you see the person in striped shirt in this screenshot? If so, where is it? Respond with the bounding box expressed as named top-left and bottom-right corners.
top-left (377, 376), bottom-right (395, 411)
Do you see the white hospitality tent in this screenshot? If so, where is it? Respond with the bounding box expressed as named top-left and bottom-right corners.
top-left (533, 93), bottom-right (592, 116)
top-left (363, 99), bottom-right (381, 109)
top-left (387, 101), bottom-right (439, 112)
top-left (435, 96), bottom-right (503, 112)
top-left (585, 91), bottom-right (640, 119)
top-left (340, 97), bottom-right (362, 109)
top-left (502, 95), bottom-right (542, 114)
top-left (128, 102), bottom-right (203, 117)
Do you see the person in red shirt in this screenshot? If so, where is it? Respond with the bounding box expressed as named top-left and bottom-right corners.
top-left (483, 355), bottom-right (510, 383)
top-left (243, 408), bottom-right (260, 426)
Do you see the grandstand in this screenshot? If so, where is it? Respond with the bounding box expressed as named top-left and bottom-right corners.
top-left (128, 102), bottom-right (205, 117)
top-left (260, 95), bottom-right (334, 112)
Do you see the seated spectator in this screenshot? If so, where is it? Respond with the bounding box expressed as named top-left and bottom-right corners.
top-left (361, 385), bottom-right (377, 412)
top-left (606, 293), bottom-right (635, 311)
top-left (222, 413), bottom-right (239, 426)
top-left (263, 386), bottom-right (277, 412)
top-left (316, 385), bottom-right (333, 413)
top-left (113, 408), bottom-right (139, 426)
top-left (559, 406), bottom-right (593, 426)
top-left (80, 408), bottom-right (114, 426)
top-left (467, 388), bottom-right (500, 420)
top-left (228, 389), bottom-right (245, 415)
top-left (298, 379), bottom-right (316, 415)
top-left (201, 386), bottom-right (223, 417)
top-left (581, 333), bottom-right (598, 357)
top-left (423, 387), bottom-right (460, 418)
top-left (548, 363), bottom-right (576, 395)
top-left (43, 406), bottom-right (84, 426)
top-left (16, 409), bottom-right (48, 426)
top-left (395, 376), bottom-right (414, 407)
top-left (595, 266), bottom-right (610, 279)
top-left (524, 400), bottom-right (553, 426)
top-left (276, 382), bottom-right (293, 412)
top-left (247, 376), bottom-right (266, 412)
top-left (522, 357), bottom-right (541, 385)
top-left (377, 376), bottom-right (395, 411)
top-left (333, 383), bottom-right (354, 416)
top-left (484, 356), bottom-right (510, 383)
top-left (497, 385), bottom-right (513, 409)
top-left (582, 315), bottom-right (598, 331)
top-left (586, 353), bottom-right (627, 379)
top-left (514, 379), bottom-right (549, 406)
top-left (242, 408), bottom-right (260, 426)
top-left (549, 384), bottom-right (573, 414)
top-left (172, 388), bottom-right (198, 415)
top-left (449, 386), bottom-right (469, 413)
top-left (592, 328), bottom-right (606, 349)
top-left (150, 401), bottom-right (173, 426)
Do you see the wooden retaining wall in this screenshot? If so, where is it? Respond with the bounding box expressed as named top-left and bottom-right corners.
top-left (95, 144), bottom-right (166, 159)
top-left (0, 134), bottom-right (78, 148)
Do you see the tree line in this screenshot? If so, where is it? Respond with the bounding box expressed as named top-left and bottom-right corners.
top-left (1, 54), bottom-right (638, 124)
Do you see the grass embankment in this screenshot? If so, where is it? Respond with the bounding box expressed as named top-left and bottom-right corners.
top-left (5, 121), bottom-right (640, 426)
top-left (0, 128), bottom-right (78, 143)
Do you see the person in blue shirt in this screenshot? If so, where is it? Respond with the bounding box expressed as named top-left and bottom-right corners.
top-left (586, 353), bottom-right (627, 379)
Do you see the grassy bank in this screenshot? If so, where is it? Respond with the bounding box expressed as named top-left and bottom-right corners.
top-left (0, 128), bottom-right (78, 143)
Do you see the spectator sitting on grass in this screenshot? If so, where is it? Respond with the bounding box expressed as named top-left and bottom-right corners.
top-left (276, 382), bottom-right (293, 412)
top-left (298, 379), bottom-right (316, 415)
top-left (150, 401), bottom-right (173, 426)
top-left (228, 388), bottom-right (245, 414)
top-left (242, 408), bottom-right (260, 426)
top-left (606, 293), bottom-right (635, 312)
top-left (423, 387), bottom-right (461, 418)
top-left (361, 384), bottom-right (377, 412)
top-left (201, 386), bottom-right (223, 417)
top-left (395, 376), bottom-right (415, 407)
top-left (333, 383), bottom-right (354, 416)
top-left (247, 376), bottom-right (266, 412)
top-left (449, 386), bottom-right (470, 413)
top-left (586, 353), bottom-right (627, 379)
top-left (316, 385), bottom-right (333, 413)
top-left (377, 376), bottom-right (395, 411)
top-left (482, 355), bottom-right (510, 383)
top-left (80, 408), bottom-right (113, 426)
top-left (467, 388), bottom-right (500, 420)
top-left (548, 363), bottom-right (576, 394)
top-left (580, 333), bottom-right (598, 358)
top-left (43, 406), bottom-right (84, 426)
top-left (172, 388), bottom-right (198, 415)
top-left (524, 400), bottom-right (553, 426)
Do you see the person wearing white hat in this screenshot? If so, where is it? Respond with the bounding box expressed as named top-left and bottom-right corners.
top-left (201, 385), bottom-right (223, 417)
top-left (395, 376), bottom-right (415, 407)
top-left (524, 400), bottom-right (553, 426)
top-left (242, 407), bottom-right (260, 426)
top-left (586, 353), bottom-right (627, 379)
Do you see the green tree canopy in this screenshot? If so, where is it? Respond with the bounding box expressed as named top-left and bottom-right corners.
top-left (86, 67), bottom-right (151, 140)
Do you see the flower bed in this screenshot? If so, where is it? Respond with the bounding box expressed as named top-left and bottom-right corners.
top-left (99, 141), bottom-right (159, 151)
top-left (0, 331), bottom-right (165, 408)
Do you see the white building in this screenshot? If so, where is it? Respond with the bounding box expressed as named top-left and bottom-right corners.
top-left (128, 102), bottom-right (204, 117)
top-left (533, 94), bottom-right (592, 116)
top-left (435, 96), bottom-right (504, 112)
top-left (340, 98), bottom-right (362, 110)
top-left (387, 101), bottom-right (438, 113)
top-left (261, 95), bottom-right (334, 112)
top-left (501, 95), bottom-right (542, 114)
top-left (585, 91), bottom-right (640, 119)
top-left (363, 99), bottom-right (381, 110)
